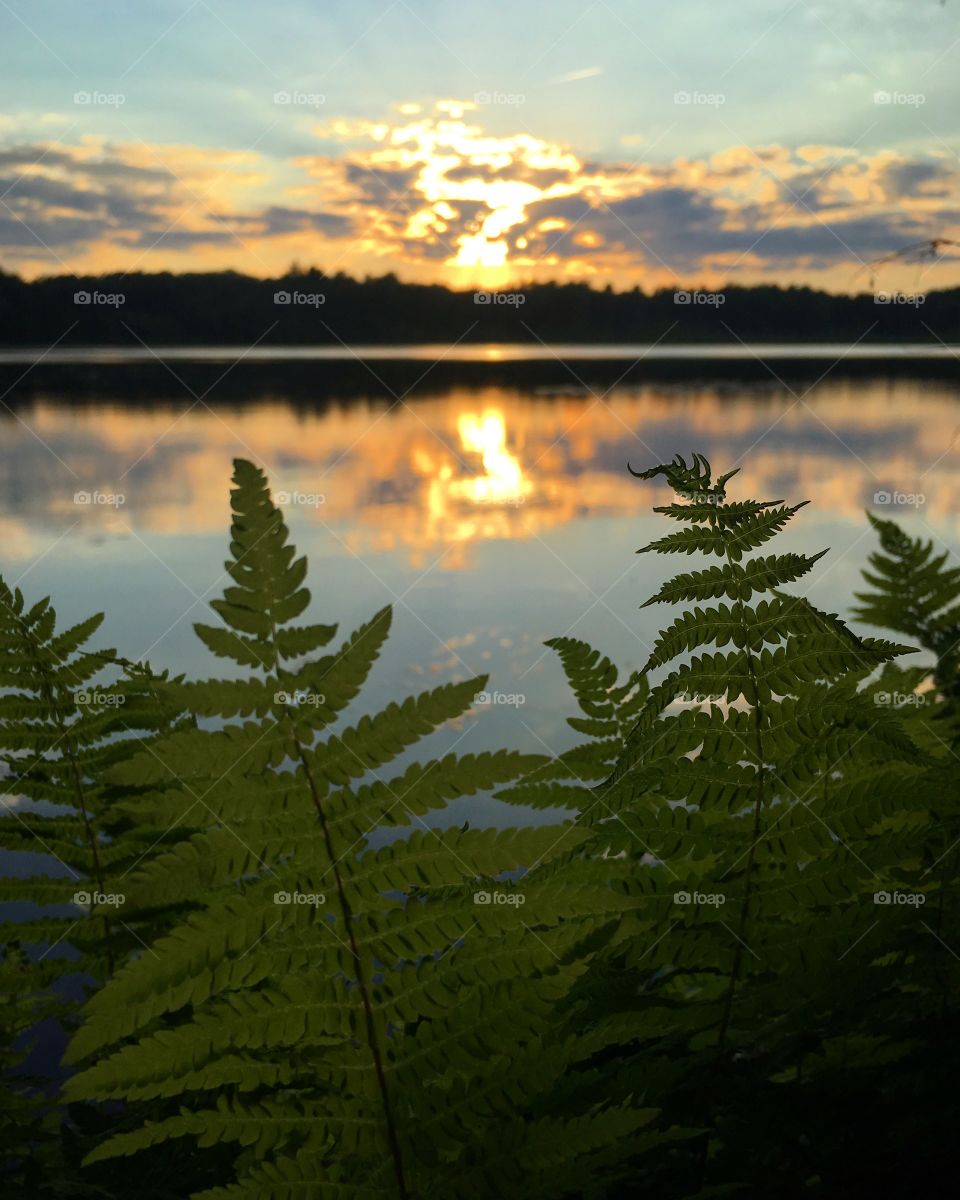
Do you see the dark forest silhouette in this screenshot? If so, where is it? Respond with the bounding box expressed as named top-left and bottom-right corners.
top-left (1, 267), bottom-right (957, 346)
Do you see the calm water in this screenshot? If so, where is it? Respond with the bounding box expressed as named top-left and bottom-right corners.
top-left (1, 341), bottom-right (958, 364)
top-left (1, 361), bottom-right (958, 831)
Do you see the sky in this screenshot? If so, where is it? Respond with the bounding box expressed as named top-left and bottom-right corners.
top-left (1, 0), bottom-right (959, 292)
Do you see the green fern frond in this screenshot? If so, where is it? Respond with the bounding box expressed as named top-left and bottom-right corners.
top-left (64, 458), bottom-right (647, 1199)
top-left (854, 511), bottom-right (960, 718)
top-left (524, 453), bottom-right (929, 1198)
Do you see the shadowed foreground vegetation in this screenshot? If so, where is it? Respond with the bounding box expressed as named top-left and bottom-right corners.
top-left (2, 453), bottom-right (959, 1198)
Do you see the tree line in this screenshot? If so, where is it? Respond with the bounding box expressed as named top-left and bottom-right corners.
top-left (1, 267), bottom-right (958, 345)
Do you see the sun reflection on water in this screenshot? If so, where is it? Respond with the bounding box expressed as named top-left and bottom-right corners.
top-left (410, 408), bottom-right (535, 561)
top-left (451, 410), bottom-right (532, 506)
top-left (0, 382), bottom-right (957, 575)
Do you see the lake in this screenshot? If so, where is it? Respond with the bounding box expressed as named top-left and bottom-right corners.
top-left (1, 346), bottom-right (958, 832)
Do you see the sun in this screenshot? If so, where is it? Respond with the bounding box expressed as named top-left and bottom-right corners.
top-left (354, 105), bottom-right (587, 286)
top-left (454, 232), bottom-right (509, 269)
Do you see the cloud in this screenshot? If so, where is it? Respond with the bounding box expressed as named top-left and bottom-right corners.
top-left (224, 206), bottom-right (352, 239)
top-left (548, 67), bottom-right (605, 84)
top-left (294, 107), bottom-right (960, 286)
top-left (0, 138), bottom-right (355, 271)
top-left (881, 159), bottom-right (956, 201)
top-left (1, 105), bottom-right (959, 288)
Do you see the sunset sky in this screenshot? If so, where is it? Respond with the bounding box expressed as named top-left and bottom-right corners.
top-left (2, 0), bottom-right (959, 291)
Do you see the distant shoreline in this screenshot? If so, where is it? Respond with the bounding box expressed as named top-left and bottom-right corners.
top-left (2, 341), bottom-right (958, 404)
top-left (1, 342), bottom-right (959, 365)
top-left (2, 272), bottom-right (959, 354)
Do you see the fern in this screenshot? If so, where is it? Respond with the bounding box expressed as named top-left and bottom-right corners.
top-left (0, 938), bottom-right (72, 1195)
top-left (505, 454), bottom-right (924, 1195)
top-left (63, 459), bottom-right (648, 1199)
top-left (854, 511), bottom-right (960, 735)
top-left (0, 581), bottom-right (192, 976)
top-left (0, 581), bottom-right (194, 1195)
top-left (9, 452), bottom-right (956, 1197)
top-left (849, 512), bottom-right (960, 1092)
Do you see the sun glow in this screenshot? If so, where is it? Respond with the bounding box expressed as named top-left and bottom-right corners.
top-left (452, 410), bottom-right (532, 505)
top-left (405, 407), bottom-right (535, 556)
top-left (454, 232), bottom-right (509, 268)
top-left (321, 107), bottom-right (592, 284)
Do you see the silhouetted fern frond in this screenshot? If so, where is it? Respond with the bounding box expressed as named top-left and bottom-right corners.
top-left (506, 454), bottom-right (928, 1195)
top-left (854, 510), bottom-right (960, 723)
top-left (0, 580), bottom-right (188, 979)
top-left (63, 459), bottom-right (650, 1199)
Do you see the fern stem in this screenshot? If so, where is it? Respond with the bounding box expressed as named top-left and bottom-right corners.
top-left (717, 539), bottom-right (766, 1049)
top-left (696, 512), bottom-right (769, 1192)
top-left (264, 587), bottom-right (409, 1196)
top-left (292, 736), bottom-right (411, 1200)
top-left (36, 635), bottom-right (115, 972)
top-left (66, 748), bottom-right (114, 973)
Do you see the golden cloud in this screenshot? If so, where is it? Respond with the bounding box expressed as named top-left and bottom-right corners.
top-left (2, 104), bottom-right (959, 290)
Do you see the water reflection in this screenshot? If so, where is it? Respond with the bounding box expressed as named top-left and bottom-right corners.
top-left (0, 371), bottom-right (957, 809)
top-left (1, 379), bottom-right (958, 570)
top-left (454, 410), bottom-right (531, 506)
